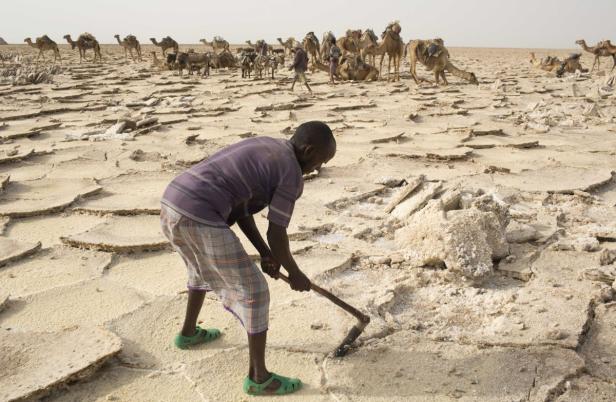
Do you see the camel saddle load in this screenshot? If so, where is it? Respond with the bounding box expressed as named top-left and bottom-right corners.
top-left (425, 39), bottom-right (445, 59)
top-left (80, 33), bottom-right (97, 45)
top-left (383, 21), bottom-right (402, 40)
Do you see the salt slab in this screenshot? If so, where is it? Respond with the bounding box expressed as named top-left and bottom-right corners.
top-left (0, 327), bottom-right (121, 401)
top-left (61, 215), bottom-right (168, 252)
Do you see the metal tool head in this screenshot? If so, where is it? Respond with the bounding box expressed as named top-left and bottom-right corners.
top-left (333, 320), bottom-right (370, 357)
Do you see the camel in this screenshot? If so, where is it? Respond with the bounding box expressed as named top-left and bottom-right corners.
top-left (555, 53), bottom-right (588, 77)
top-left (114, 34), bottom-right (142, 62)
top-left (339, 55), bottom-right (379, 81)
top-left (235, 47), bottom-right (255, 54)
top-left (359, 29), bottom-right (382, 65)
top-left (257, 40), bottom-right (271, 55)
top-left (336, 30), bottom-right (362, 57)
top-left (529, 52), bottom-right (562, 72)
top-left (200, 37), bottom-right (230, 54)
top-left (302, 32), bottom-right (321, 69)
top-left (276, 37), bottom-right (295, 56)
top-left (376, 22), bottom-right (404, 81)
top-left (408, 38), bottom-right (478, 86)
top-left (209, 50), bottom-right (236, 69)
top-left (321, 31), bottom-right (336, 62)
top-left (575, 39), bottom-right (616, 72)
top-left (246, 40), bottom-right (272, 55)
top-left (150, 36), bottom-right (178, 56)
top-left (598, 40), bottom-right (616, 72)
top-left (314, 55), bottom-right (378, 81)
top-left (24, 35), bottom-right (61, 63)
top-left (64, 33), bottom-right (102, 63)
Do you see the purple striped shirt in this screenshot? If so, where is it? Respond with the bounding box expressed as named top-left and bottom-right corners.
top-left (162, 137), bottom-right (303, 228)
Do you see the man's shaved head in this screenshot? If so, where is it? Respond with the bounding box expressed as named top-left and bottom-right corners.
top-left (290, 121), bottom-right (336, 152)
top-left (290, 121), bottom-right (336, 174)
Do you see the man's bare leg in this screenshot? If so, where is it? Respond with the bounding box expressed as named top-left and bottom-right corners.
top-left (181, 289), bottom-right (206, 336)
top-left (248, 331), bottom-right (281, 391)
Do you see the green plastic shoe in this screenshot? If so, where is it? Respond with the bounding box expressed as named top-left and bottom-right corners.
top-left (243, 372), bottom-right (302, 395)
top-left (174, 326), bottom-right (221, 349)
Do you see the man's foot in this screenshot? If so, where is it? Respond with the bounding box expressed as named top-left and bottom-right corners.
top-left (243, 372), bottom-right (302, 395)
top-left (174, 326), bottom-right (221, 349)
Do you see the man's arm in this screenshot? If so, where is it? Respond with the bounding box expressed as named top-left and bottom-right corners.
top-left (237, 215), bottom-right (280, 278)
top-left (267, 222), bottom-right (311, 291)
top-left (237, 215), bottom-right (269, 256)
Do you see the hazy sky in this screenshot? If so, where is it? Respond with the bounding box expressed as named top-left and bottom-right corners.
top-left (3, 0), bottom-right (614, 48)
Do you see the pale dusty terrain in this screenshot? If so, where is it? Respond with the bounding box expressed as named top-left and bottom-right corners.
top-left (0, 43), bottom-right (616, 401)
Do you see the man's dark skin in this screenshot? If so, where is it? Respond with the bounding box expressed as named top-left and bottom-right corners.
top-left (180, 136), bottom-right (336, 393)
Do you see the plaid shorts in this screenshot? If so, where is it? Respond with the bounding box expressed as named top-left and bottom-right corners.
top-left (160, 204), bottom-right (270, 334)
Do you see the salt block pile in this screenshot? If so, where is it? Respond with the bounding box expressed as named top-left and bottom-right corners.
top-left (396, 189), bottom-right (510, 279)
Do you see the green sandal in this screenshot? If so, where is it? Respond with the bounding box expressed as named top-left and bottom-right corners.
top-left (243, 372), bottom-right (302, 395)
top-left (174, 326), bottom-right (221, 349)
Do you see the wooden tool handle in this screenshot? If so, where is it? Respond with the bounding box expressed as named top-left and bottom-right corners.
top-left (278, 272), bottom-right (370, 324)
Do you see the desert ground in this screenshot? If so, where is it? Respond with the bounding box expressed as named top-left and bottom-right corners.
top-left (0, 42), bottom-right (615, 401)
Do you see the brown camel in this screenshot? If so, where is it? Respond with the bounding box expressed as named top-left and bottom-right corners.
top-left (408, 38), bottom-right (478, 86)
top-left (320, 31), bottom-right (336, 62)
top-left (377, 22), bottom-right (404, 81)
top-left (339, 55), bottom-right (379, 81)
top-left (246, 40), bottom-right (272, 55)
top-left (314, 55), bottom-right (378, 81)
top-left (64, 33), bottom-right (102, 63)
top-left (555, 53), bottom-right (588, 77)
top-left (598, 40), bottom-right (616, 72)
top-left (276, 37), bottom-right (295, 56)
top-left (529, 52), bottom-right (562, 72)
top-left (150, 36), bottom-right (179, 56)
top-left (359, 29), bottom-right (382, 65)
top-left (209, 50), bottom-right (236, 69)
top-left (200, 37), bottom-right (230, 54)
top-left (24, 35), bottom-right (61, 63)
top-left (302, 32), bottom-right (321, 69)
top-left (236, 47), bottom-right (255, 54)
top-left (575, 39), bottom-right (616, 72)
top-left (336, 30), bottom-right (362, 58)
top-left (114, 34), bottom-right (142, 62)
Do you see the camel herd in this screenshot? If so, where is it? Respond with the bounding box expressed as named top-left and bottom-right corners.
top-left (529, 40), bottom-right (616, 77)
top-left (15, 25), bottom-right (616, 86)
